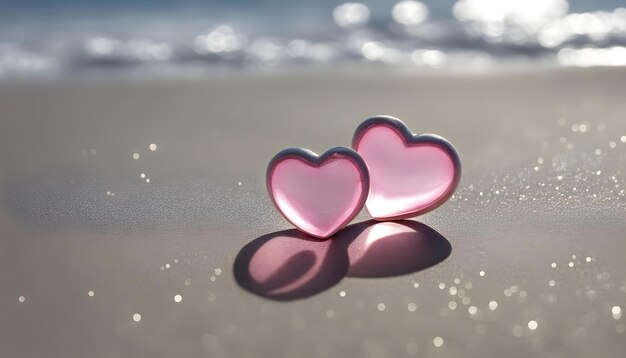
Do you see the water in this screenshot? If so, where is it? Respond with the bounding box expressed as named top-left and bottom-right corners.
top-left (1, 0), bottom-right (626, 79)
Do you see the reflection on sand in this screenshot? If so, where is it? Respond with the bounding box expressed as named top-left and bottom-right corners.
top-left (233, 220), bottom-right (451, 301)
top-left (343, 221), bottom-right (452, 278)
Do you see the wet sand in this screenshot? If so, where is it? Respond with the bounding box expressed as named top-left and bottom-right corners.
top-left (1, 68), bottom-right (625, 357)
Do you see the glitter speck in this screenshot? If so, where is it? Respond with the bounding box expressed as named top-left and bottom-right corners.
top-left (140, 173), bottom-right (146, 179)
top-left (528, 320), bottom-right (538, 330)
top-left (468, 306), bottom-right (478, 315)
top-left (438, 283), bottom-right (446, 290)
top-left (621, 136), bottom-right (626, 143)
top-left (132, 313), bottom-right (142, 322)
top-left (549, 280), bottom-right (556, 287)
top-left (488, 301), bottom-right (498, 310)
top-left (612, 306), bottom-right (622, 320)
top-left (448, 301), bottom-right (457, 310)
top-left (18, 296), bottom-right (25, 303)
top-left (88, 290), bottom-right (94, 297)
top-left (413, 283), bottom-right (420, 288)
top-left (238, 181), bottom-right (242, 186)
top-left (149, 143), bottom-right (157, 151)
top-left (407, 302), bottom-right (417, 312)
top-left (551, 262), bottom-right (557, 268)
top-left (184, 278), bottom-right (191, 286)
top-left (145, 178), bottom-right (150, 183)
top-left (215, 268), bottom-right (222, 276)
top-left (569, 262), bottom-right (574, 267)
top-left (479, 270), bottom-right (485, 277)
top-left (165, 263), bottom-right (171, 269)
top-left (174, 294), bottom-right (182, 303)
top-left (339, 291), bottom-right (346, 297)
top-left (433, 336), bottom-right (444, 347)
top-left (133, 153), bottom-right (140, 160)
top-left (326, 309), bottom-right (335, 318)
top-left (377, 303), bottom-right (386, 311)
top-left (586, 257), bottom-right (592, 262)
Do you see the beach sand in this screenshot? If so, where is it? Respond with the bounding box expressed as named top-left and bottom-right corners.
top-left (1, 68), bottom-right (625, 357)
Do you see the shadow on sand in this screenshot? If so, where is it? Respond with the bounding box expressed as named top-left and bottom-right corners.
top-left (233, 220), bottom-right (451, 301)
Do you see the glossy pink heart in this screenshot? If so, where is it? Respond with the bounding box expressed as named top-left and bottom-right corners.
top-left (267, 147), bottom-right (370, 238)
top-left (352, 116), bottom-right (461, 220)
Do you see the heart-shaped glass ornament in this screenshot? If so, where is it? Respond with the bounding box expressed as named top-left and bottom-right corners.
top-left (352, 115), bottom-right (461, 220)
top-left (267, 147), bottom-right (370, 238)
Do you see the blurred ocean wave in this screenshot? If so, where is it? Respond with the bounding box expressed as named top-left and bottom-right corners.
top-left (1, 0), bottom-right (626, 79)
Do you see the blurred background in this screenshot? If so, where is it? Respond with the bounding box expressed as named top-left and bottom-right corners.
top-left (1, 0), bottom-right (626, 79)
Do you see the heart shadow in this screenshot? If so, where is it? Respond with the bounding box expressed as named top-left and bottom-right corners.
top-left (233, 230), bottom-right (349, 301)
top-left (233, 220), bottom-right (451, 301)
top-left (339, 220), bottom-right (452, 278)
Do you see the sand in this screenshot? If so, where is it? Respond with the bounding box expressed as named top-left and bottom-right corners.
top-left (1, 68), bottom-right (625, 357)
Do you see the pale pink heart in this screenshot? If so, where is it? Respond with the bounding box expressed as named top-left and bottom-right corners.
top-left (266, 147), bottom-right (370, 238)
top-left (352, 116), bottom-right (461, 220)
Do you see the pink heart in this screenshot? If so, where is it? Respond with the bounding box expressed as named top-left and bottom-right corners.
top-left (267, 147), bottom-right (370, 238)
top-left (352, 116), bottom-right (461, 220)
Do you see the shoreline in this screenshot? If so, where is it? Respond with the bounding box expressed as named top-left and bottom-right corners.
top-left (2, 64), bottom-right (626, 88)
